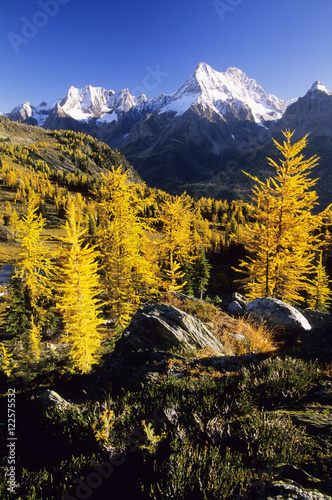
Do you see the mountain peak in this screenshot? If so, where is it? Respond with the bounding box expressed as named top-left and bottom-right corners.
top-left (195, 62), bottom-right (214, 74)
top-left (309, 80), bottom-right (332, 95)
top-left (159, 63), bottom-right (288, 122)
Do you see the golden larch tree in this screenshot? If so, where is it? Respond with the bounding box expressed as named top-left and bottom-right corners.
top-left (157, 193), bottom-right (198, 292)
top-left (95, 167), bottom-right (160, 327)
top-left (14, 195), bottom-right (52, 360)
top-left (307, 252), bottom-right (332, 311)
top-left (237, 130), bottom-right (327, 304)
top-left (15, 195), bottom-right (52, 308)
top-left (54, 203), bottom-right (104, 373)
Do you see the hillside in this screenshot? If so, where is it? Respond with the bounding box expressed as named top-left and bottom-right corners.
top-left (0, 117), bottom-right (141, 264)
top-left (0, 113), bottom-right (331, 500)
top-left (0, 293), bottom-right (331, 500)
top-left (0, 116), bottom-right (139, 181)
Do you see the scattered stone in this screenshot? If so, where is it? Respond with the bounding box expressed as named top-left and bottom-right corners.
top-left (229, 333), bottom-right (246, 341)
top-left (246, 297), bottom-right (312, 335)
top-left (142, 372), bottom-right (161, 384)
top-left (116, 303), bottom-right (225, 355)
top-left (228, 300), bottom-right (244, 316)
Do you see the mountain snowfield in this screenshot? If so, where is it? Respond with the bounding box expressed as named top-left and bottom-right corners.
top-left (4, 62), bottom-right (303, 127)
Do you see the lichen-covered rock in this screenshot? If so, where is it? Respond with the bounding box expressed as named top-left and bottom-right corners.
top-left (246, 298), bottom-right (312, 334)
top-left (116, 303), bottom-right (225, 355)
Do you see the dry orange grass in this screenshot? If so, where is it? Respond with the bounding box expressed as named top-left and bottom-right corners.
top-left (161, 293), bottom-right (276, 356)
top-left (220, 316), bottom-right (277, 355)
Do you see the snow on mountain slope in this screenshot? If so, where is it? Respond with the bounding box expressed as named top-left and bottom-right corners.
top-left (308, 80), bottom-right (332, 96)
top-left (59, 85), bottom-right (113, 120)
top-left (57, 85), bottom-right (149, 122)
top-left (159, 63), bottom-right (290, 123)
top-left (4, 62), bottom-right (306, 130)
top-left (7, 100), bottom-right (61, 126)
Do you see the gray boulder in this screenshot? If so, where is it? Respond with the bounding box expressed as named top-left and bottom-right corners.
top-left (246, 297), bottom-right (312, 334)
top-left (117, 303), bottom-right (225, 355)
top-left (41, 390), bottom-right (70, 410)
top-left (228, 300), bottom-right (244, 316)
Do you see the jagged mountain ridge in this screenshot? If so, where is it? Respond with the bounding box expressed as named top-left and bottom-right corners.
top-left (4, 63), bottom-right (332, 206)
top-left (5, 63), bottom-right (292, 127)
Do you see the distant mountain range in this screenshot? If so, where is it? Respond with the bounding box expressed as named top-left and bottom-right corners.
top-left (3, 63), bottom-right (332, 206)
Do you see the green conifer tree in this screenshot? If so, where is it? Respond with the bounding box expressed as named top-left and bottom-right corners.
top-left (4, 272), bottom-right (31, 339)
top-left (193, 248), bottom-right (212, 299)
top-left (307, 252), bottom-right (332, 312)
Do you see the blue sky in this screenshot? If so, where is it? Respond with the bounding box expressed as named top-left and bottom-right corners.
top-left (1, 0), bottom-right (332, 112)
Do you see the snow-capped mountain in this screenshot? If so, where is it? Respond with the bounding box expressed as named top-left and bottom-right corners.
top-left (158, 63), bottom-right (291, 123)
top-left (5, 62), bottom-right (292, 129)
top-left (4, 62), bottom-right (332, 201)
top-left (279, 79), bottom-right (332, 138)
top-left (6, 99), bottom-right (59, 126)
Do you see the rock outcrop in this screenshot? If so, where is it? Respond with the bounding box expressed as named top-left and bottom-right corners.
top-left (298, 313), bottom-right (332, 361)
top-left (41, 390), bottom-right (70, 411)
top-left (265, 482), bottom-right (332, 499)
top-left (116, 303), bottom-right (225, 355)
top-left (246, 298), bottom-right (312, 335)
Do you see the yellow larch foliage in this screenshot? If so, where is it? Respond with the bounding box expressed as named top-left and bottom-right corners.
top-left (307, 252), bottom-right (332, 312)
top-left (0, 344), bottom-right (16, 377)
top-left (26, 315), bottom-right (42, 364)
top-left (15, 195), bottom-right (52, 309)
top-left (157, 193), bottom-right (198, 292)
top-left (54, 203), bottom-right (104, 373)
top-left (96, 166), bottom-right (160, 327)
top-left (236, 130), bottom-right (327, 304)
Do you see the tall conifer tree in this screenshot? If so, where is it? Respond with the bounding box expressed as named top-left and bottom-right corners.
top-left (157, 193), bottom-right (197, 292)
top-left (95, 167), bottom-right (159, 326)
top-left (12, 195), bottom-right (52, 360)
top-left (237, 130), bottom-right (327, 304)
top-left (54, 203), bottom-right (104, 373)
